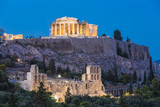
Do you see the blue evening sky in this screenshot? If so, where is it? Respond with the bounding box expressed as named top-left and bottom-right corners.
top-left (0, 0), bottom-right (160, 60)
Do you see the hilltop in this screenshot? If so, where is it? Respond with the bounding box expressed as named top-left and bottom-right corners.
top-left (0, 37), bottom-right (150, 80)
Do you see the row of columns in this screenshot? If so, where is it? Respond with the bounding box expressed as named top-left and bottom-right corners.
top-left (51, 23), bottom-right (83, 36)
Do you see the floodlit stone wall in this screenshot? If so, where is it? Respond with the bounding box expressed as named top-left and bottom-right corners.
top-left (22, 65), bottom-right (106, 102)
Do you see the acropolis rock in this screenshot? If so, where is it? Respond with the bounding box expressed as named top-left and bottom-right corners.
top-left (0, 38), bottom-right (150, 80)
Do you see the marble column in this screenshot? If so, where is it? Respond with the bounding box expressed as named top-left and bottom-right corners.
top-left (55, 24), bottom-right (57, 35)
top-left (72, 23), bottom-right (75, 35)
top-left (81, 24), bottom-right (83, 35)
top-left (68, 23), bottom-right (70, 35)
top-left (77, 24), bottom-right (79, 35)
top-left (64, 23), bottom-right (66, 35)
top-left (50, 25), bottom-right (53, 36)
top-left (60, 23), bottom-right (61, 35)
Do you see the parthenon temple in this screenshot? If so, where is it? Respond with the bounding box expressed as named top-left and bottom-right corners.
top-left (50, 16), bottom-right (98, 37)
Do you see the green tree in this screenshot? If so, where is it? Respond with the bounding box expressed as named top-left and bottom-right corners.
top-left (84, 63), bottom-right (87, 73)
top-left (7, 94), bottom-right (16, 107)
top-left (126, 36), bottom-right (130, 42)
top-left (132, 71), bottom-right (137, 83)
top-left (113, 65), bottom-right (118, 82)
top-left (57, 66), bottom-right (63, 75)
top-left (152, 79), bottom-right (160, 92)
top-left (79, 101), bottom-right (89, 107)
top-left (113, 29), bottom-right (123, 41)
top-left (11, 53), bottom-right (19, 62)
top-left (137, 80), bottom-right (140, 90)
top-left (122, 52), bottom-right (129, 58)
top-left (117, 43), bottom-right (122, 56)
top-left (119, 89), bottom-right (126, 107)
top-left (65, 87), bottom-right (72, 103)
top-left (102, 34), bottom-right (106, 37)
top-left (129, 83), bottom-right (133, 94)
top-left (43, 55), bottom-right (46, 73)
top-left (106, 70), bottom-right (114, 81)
top-left (47, 59), bottom-right (56, 74)
top-left (148, 57), bottom-right (154, 81)
top-left (0, 64), bottom-right (7, 72)
top-left (143, 71), bottom-right (146, 85)
top-left (65, 66), bottom-right (71, 73)
top-left (34, 82), bottom-right (53, 107)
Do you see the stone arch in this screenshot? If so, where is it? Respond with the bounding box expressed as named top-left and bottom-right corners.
top-left (58, 97), bottom-right (63, 102)
top-left (35, 66), bottom-right (38, 74)
top-left (91, 67), bottom-right (93, 73)
top-left (101, 86), bottom-right (104, 91)
top-left (42, 75), bottom-right (45, 82)
top-left (97, 67), bottom-right (99, 73)
top-left (35, 75), bottom-right (37, 83)
top-left (75, 84), bottom-right (77, 89)
top-left (94, 74), bottom-right (96, 80)
top-left (94, 67), bottom-right (97, 73)
top-left (38, 75), bottom-right (41, 82)
top-left (85, 74), bottom-right (87, 80)
top-left (86, 84), bottom-right (88, 89)
top-left (97, 75), bottom-right (99, 80)
top-left (91, 74), bottom-right (93, 80)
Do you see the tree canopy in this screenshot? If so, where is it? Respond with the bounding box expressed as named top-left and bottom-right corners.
top-left (113, 29), bottom-right (123, 41)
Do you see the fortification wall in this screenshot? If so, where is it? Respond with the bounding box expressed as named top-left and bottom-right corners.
top-left (9, 38), bottom-right (149, 61)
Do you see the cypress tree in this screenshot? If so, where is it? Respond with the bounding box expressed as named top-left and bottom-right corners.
top-left (48, 59), bottom-right (56, 74)
top-left (129, 83), bottom-right (133, 94)
top-left (148, 57), bottom-right (154, 81)
top-left (34, 82), bottom-right (52, 106)
top-left (143, 71), bottom-right (146, 85)
top-left (132, 71), bottom-right (137, 83)
top-left (102, 34), bottom-right (106, 37)
top-left (43, 55), bottom-right (46, 73)
top-left (114, 65), bottom-right (118, 82)
top-left (7, 94), bottom-right (16, 107)
top-left (137, 80), bottom-right (140, 90)
top-left (126, 36), bottom-right (130, 42)
top-left (57, 66), bottom-right (63, 75)
top-left (119, 89), bottom-right (126, 107)
top-left (65, 87), bottom-right (72, 103)
top-left (106, 70), bottom-right (114, 81)
top-left (113, 29), bottom-right (123, 41)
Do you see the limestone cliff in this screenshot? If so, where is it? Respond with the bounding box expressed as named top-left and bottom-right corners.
top-left (0, 38), bottom-right (150, 80)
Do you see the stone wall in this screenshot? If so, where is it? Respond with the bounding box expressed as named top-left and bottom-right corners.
top-left (9, 38), bottom-right (150, 61)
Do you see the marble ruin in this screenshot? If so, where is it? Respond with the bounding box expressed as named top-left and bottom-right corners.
top-left (21, 65), bottom-right (106, 102)
top-left (50, 16), bottom-right (98, 37)
top-left (0, 28), bottom-right (23, 42)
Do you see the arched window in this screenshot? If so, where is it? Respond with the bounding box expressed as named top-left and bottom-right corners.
top-left (42, 75), bottom-right (45, 82)
top-left (94, 67), bottom-right (96, 73)
top-left (86, 84), bottom-right (87, 89)
top-left (91, 74), bottom-right (93, 80)
top-left (85, 74), bottom-right (88, 80)
top-left (101, 86), bottom-right (103, 91)
top-left (35, 75), bottom-right (37, 83)
top-left (97, 75), bottom-right (99, 80)
top-left (94, 75), bottom-right (96, 80)
top-left (91, 67), bottom-right (93, 73)
top-left (39, 75), bottom-right (41, 82)
top-left (75, 84), bottom-right (77, 89)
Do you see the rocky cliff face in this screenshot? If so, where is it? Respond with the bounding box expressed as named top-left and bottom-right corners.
top-left (0, 38), bottom-right (150, 80)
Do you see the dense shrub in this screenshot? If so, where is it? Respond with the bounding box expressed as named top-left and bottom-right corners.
top-left (0, 59), bottom-right (15, 67)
